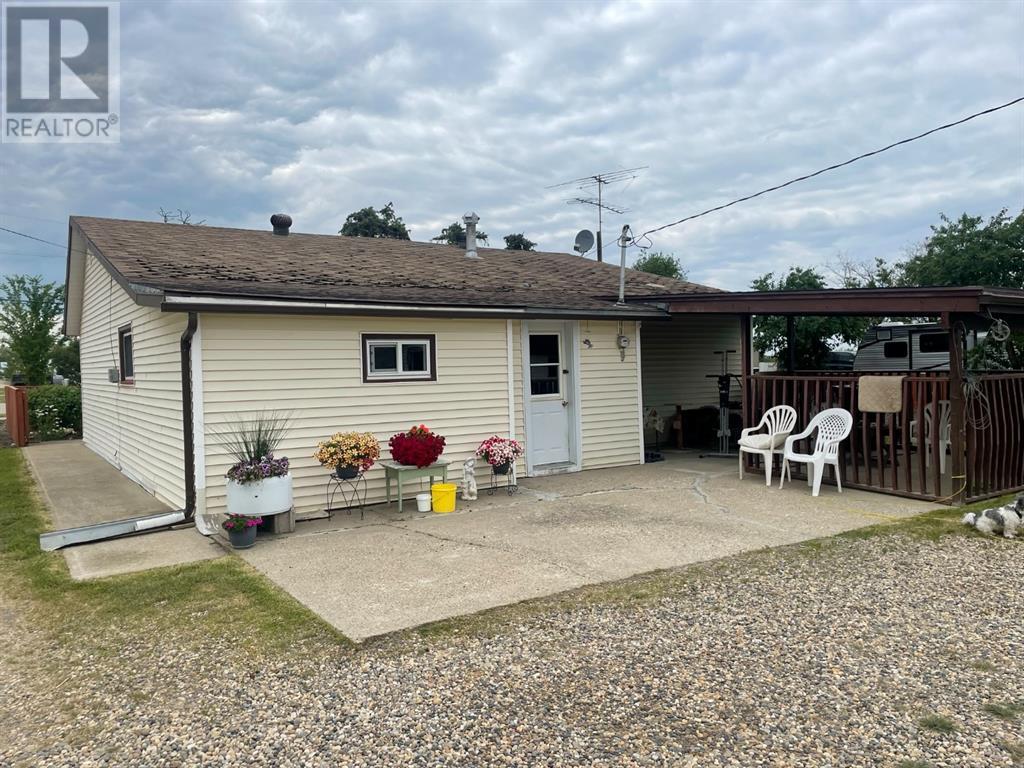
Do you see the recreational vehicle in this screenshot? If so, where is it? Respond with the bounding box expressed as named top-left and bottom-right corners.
top-left (853, 323), bottom-right (961, 372)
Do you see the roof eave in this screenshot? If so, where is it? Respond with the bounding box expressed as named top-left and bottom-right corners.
top-left (158, 293), bottom-right (669, 320)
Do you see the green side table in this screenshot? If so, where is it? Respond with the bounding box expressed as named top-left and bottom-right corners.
top-left (380, 459), bottom-right (451, 513)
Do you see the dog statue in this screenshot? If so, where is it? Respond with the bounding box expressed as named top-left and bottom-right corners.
top-left (461, 457), bottom-right (478, 501)
top-left (962, 493), bottom-right (1023, 539)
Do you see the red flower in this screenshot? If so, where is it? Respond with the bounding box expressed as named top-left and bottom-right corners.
top-left (389, 426), bottom-right (446, 467)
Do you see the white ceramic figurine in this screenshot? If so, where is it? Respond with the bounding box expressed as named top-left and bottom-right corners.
top-left (461, 457), bottom-right (478, 501)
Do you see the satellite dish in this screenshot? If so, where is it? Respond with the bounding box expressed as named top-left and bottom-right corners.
top-left (573, 229), bottom-right (595, 255)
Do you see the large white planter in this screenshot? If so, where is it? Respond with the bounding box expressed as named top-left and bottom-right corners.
top-left (225, 474), bottom-right (293, 517)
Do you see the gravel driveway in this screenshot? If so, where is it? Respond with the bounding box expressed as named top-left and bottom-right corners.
top-left (2, 532), bottom-right (1021, 767)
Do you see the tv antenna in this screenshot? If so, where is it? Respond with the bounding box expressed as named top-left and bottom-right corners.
top-left (547, 166), bottom-right (647, 261)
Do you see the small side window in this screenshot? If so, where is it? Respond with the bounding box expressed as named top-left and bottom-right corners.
top-left (918, 333), bottom-right (949, 354)
top-left (118, 325), bottom-right (134, 382)
top-left (883, 341), bottom-right (908, 359)
top-left (362, 334), bottom-right (436, 382)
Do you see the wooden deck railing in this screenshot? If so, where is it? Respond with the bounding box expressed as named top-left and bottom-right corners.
top-left (746, 372), bottom-right (959, 503)
top-left (965, 373), bottom-right (1024, 502)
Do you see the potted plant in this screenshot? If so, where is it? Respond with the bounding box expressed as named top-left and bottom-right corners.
top-left (216, 412), bottom-right (293, 518)
top-left (222, 513), bottom-right (262, 549)
top-left (389, 424), bottom-right (446, 468)
top-left (476, 435), bottom-right (524, 474)
top-left (314, 431), bottom-right (380, 479)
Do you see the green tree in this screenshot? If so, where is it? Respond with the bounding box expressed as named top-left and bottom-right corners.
top-left (51, 336), bottom-right (80, 385)
top-left (632, 251), bottom-right (687, 280)
top-left (0, 275), bottom-right (63, 385)
top-left (339, 202), bottom-right (411, 239)
top-left (504, 233), bottom-right (536, 251)
top-left (898, 209), bottom-right (1023, 288)
top-left (751, 267), bottom-right (870, 370)
top-left (432, 221), bottom-right (488, 247)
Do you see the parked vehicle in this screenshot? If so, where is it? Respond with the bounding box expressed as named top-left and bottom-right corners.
top-left (853, 323), bottom-right (970, 372)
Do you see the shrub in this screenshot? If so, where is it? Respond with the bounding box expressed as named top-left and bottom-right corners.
top-left (27, 385), bottom-right (81, 440)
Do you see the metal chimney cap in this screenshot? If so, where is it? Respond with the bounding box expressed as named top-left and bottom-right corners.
top-left (270, 213), bottom-right (292, 235)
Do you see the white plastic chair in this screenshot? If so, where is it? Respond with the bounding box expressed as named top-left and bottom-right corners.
top-left (738, 405), bottom-right (797, 487)
top-left (779, 408), bottom-right (853, 497)
top-left (909, 400), bottom-right (951, 474)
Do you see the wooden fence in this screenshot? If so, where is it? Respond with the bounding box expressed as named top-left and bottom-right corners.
top-left (4, 385), bottom-right (28, 447)
top-left (745, 371), bottom-right (1023, 504)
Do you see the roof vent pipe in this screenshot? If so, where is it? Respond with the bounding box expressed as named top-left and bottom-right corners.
top-left (463, 212), bottom-right (480, 258)
top-left (270, 213), bottom-right (292, 235)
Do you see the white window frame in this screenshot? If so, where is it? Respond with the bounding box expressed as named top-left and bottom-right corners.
top-left (362, 334), bottom-right (435, 382)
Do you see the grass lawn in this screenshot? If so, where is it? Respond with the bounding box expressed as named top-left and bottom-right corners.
top-left (0, 447), bottom-right (346, 658)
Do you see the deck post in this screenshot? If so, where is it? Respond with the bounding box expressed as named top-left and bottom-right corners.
top-left (947, 315), bottom-right (966, 505)
top-left (786, 316), bottom-right (797, 372)
top-left (740, 313), bottom-right (752, 431)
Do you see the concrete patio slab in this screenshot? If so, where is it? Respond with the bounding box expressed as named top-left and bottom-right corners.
top-left (239, 452), bottom-right (938, 641)
top-left (24, 441), bottom-right (222, 580)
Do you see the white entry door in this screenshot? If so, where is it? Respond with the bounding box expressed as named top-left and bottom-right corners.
top-left (526, 323), bottom-right (576, 468)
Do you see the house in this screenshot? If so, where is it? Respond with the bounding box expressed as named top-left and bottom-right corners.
top-left (62, 213), bottom-right (743, 525)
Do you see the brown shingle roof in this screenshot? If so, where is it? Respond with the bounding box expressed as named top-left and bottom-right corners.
top-left (71, 216), bottom-right (719, 315)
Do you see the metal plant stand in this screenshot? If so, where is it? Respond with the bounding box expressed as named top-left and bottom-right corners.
top-left (325, 472), bottom-right (368, 519)
top-left (487, 464), bottom-right (518, 496)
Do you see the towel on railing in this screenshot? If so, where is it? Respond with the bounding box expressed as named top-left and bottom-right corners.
top-left (857, 375), bottom-right (905, 413)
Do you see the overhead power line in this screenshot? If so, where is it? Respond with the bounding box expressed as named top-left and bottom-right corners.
top-left (0, 225), bottom-right (67, 250)
top-left (636, 96), bottom-right (1024, 241)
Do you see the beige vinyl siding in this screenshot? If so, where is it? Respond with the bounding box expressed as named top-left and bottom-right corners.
top-left (578, 320), bottom-right (641, 470)
top-left (640, 315), bottom-right (743, 442)
top-left (200, 314), bottom-right (515, 516)
top-left (79, 252), bottom-right (187, 507)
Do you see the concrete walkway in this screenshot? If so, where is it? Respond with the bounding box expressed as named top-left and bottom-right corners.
top-left (24, 441), bottom-right (222, 580)
top-left (237, 452), bottom-right (938, 641)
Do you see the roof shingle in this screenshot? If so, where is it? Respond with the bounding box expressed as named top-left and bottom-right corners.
top-left (71, 216), bottom-right (719, 314)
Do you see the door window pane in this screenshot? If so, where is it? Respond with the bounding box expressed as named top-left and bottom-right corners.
top-left (530, 364), bottom-right (560, 396)
top-left (529, 334), bottom-right (560, 365)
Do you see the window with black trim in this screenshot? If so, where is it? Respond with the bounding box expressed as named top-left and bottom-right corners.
top-left (362, 334), bottom-right (435, 382)
top-left (918, 333), bottom-right (949, 354)
top-left (118, 325), bottom-right (134, 382)
top-left (883, 341), bottom-right (908, 359)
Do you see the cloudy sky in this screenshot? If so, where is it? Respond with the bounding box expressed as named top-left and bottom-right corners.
top-left (1, 0), bottom-right (1022, 290)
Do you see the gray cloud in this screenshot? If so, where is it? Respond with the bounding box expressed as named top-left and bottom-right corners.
top-left (1, 0), bottom-right (1021, 289)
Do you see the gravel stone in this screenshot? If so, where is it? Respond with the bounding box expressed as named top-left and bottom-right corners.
top-left (1, 533), bottom-right (1021, 767)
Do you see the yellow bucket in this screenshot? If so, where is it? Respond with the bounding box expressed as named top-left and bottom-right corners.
top-left (431, 483), bottom-right (457, 514)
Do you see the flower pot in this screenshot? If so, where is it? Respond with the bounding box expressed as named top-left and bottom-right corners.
top-left (334, 464), bottom-right (359, 480)
top-left (492, 462), bottom-right (512, 475)
top-left (226, 474), bottom-right (293, 517)
top-left (228, 525), bottom-right (257, 549)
